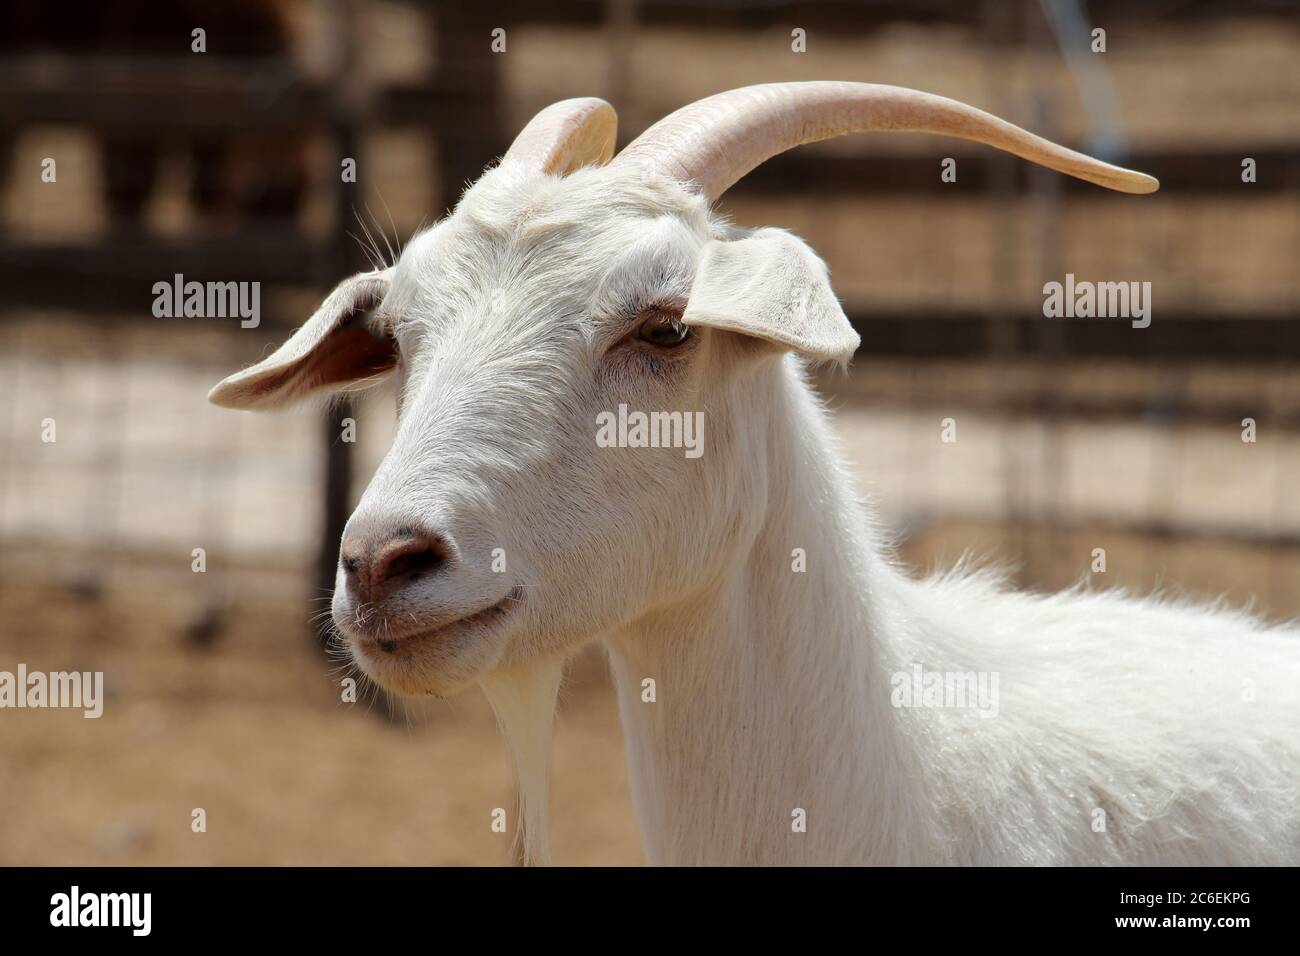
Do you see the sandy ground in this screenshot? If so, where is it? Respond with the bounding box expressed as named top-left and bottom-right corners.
top-left (0, 575), bottom-right (644, 866)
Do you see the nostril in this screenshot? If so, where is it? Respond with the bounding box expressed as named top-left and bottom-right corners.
top-left (385, 545), bottom-right (444, 583)
top-left (369, 534), bottom-right (448, 592)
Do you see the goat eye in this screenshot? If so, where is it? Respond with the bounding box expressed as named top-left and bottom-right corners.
top-left (635, 310), bottom-right (690, 348)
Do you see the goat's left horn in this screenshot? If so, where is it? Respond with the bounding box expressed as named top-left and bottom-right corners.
top-left (613, 81), bottom-right (1158, 200)
top-left (502, 98), bottom-right (618, 175)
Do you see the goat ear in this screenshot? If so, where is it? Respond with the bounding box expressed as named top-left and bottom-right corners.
top-left (208, 270), bottom-right (395, 411)
top-left (683, 228), bottom-right (860, 361)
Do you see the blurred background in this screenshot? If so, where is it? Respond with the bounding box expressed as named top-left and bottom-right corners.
top-left (1, 0), bottom-right (1297, 865)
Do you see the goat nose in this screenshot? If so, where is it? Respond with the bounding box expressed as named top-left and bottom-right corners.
top-left (340, 528), bottom-right (449, 600)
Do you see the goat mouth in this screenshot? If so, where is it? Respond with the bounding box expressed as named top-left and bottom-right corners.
top-left (356, 587), bottom-right (524, 655)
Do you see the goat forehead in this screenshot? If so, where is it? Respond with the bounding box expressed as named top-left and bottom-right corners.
top-left (457, 164), bottom-right (708, 228)
top-left (389, 175), bottom-right (709, 331)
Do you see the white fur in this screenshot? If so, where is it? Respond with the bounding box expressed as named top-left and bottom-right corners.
top-left (607, 363), bottom-right (1300, 864)
top-left (213, 161), bottom-right (1300, 866)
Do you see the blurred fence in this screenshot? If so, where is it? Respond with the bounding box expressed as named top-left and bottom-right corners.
top-left (1, 0), bottom-right (1298, 640)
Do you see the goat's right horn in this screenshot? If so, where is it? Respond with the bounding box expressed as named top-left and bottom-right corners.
top-left (502, 97), bottom-right (618, 175)
top-left (614, 81), bottom-right (1158, 201)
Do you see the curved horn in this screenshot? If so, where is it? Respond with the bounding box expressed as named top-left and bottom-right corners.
top-left (614, 81), bottom-right (1158, 199)
top-left (502, 97), bottom-right (618, 175)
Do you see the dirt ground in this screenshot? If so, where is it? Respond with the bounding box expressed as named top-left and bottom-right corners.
top-left (0, 569), bottom-right (644, 866)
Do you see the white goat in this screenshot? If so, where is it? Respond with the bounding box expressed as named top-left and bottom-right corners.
top-left (210, 83), bottom-right (1300, 866)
